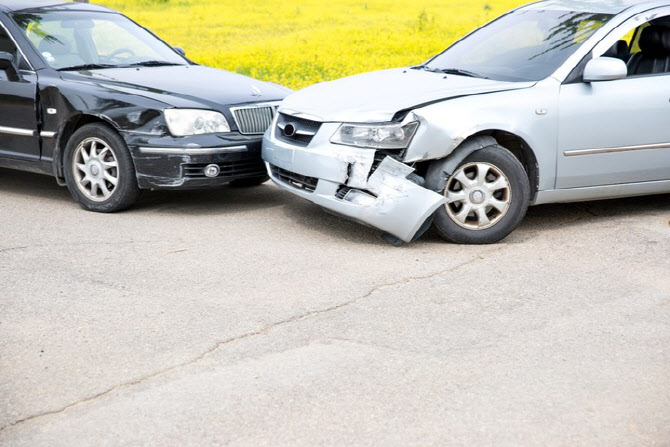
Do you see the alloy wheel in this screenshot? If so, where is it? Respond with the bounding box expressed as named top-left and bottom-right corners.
top-left (72, 137), bottom-right (119, 202)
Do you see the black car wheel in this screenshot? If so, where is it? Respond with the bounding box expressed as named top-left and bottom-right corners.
top-left (427, 145), bottom-right (530, 244)
top-left (229, 175), bottom-right (269, 187)
top-left (63, 123), bottom-right (141, 213)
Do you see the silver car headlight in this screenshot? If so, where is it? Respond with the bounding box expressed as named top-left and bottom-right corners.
top-left (330, 121), bottom-right (419, 149)
top-left (164, 109), bottom-right (230, 136)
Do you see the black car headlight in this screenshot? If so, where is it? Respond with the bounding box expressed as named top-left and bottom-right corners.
top-left (164, 109), bottom-right (230, 136)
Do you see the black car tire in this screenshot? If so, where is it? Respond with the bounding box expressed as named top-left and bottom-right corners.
top-left (63, 123), bottom-right (141, 213)
top-left (229, 175), bottom-right (269, 187)
top-left (426, 145), bottom-right (530, 244)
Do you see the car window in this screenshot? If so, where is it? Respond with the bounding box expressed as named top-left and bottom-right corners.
top-left (593, 14), bottom-right (670, 78)
top-left (629, 22), bottom-right (651, 54)
top-left (89, 19), bottom-right (168, 62)
top-left (0, 26), bottom-right (30, 73)
top-left (22, 18), bottom-right (82, 69)
top-left (12, 10), bottom-right (187, 70)
top-left (426, 9), bottom-right (613, 82)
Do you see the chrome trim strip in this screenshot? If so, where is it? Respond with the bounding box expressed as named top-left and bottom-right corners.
top-left (564, 142), bottom-right (670, 157)
top-left (0, 126), bottom-right (35, 137)
top-left (230, 101), bottom-right (282, 111)
top-left (279, 109), bottom-right (324, 122)
top-left (276, 122), bottom-right (316, 136)
top-left (40, 131), bottom-right (56, 138)
top-left (138, 145), bottom-right (248, 155)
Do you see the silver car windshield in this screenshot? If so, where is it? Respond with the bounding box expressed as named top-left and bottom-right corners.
top-left (426, 9), bottom-right (613, 82)
top-left (12, 10), bottom-right (188, 70)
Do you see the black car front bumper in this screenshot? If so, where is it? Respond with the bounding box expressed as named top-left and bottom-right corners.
top-left (124, 132), bottom-right (268, 190)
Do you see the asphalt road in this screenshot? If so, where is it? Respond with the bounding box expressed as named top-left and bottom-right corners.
top-left (1, 167), bottom-right (669, 446)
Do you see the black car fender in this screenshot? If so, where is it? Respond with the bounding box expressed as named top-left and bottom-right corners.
top-left (37, 75), bottom-right (170, 181)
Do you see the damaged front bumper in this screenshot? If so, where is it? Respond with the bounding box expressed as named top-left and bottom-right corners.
top-left (123, 132), bottom-right (267, 189)
top-left (262, 122), bottom-right (446, 242)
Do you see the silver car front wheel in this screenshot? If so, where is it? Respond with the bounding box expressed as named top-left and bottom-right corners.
top-left (426, 144), bottom-right (530, 244)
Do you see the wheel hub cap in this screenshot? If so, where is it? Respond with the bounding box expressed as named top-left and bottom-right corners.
top-left (444, 162), bottom-right (512, 230)
top-left (89, 163), bottom-right (101, 178)
top-left (470, 189), bottom-right (485, 205)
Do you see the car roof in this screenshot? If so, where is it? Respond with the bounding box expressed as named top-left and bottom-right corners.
top-left (526, 0), bottom-right (670, 14)
top-left (0, 1), bottom-right (111, 13)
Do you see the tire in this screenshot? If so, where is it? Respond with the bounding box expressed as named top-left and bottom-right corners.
top-left (229, 175), bottom-right (269, 187)
top-left (63, 123), bottom-right (141, 213)
top-left (426, 145), bottom-right (530, 244)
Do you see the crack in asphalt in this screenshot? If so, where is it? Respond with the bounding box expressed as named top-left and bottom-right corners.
top-left (0, 241), bottom-right (161, 257)
top-left (0, 245), bottom-right (508, 433)
top-left (0, 246), bottom-right (28, 254)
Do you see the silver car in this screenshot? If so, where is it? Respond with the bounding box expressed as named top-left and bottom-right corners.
top-left (263, 0), bottom-right (670, 244)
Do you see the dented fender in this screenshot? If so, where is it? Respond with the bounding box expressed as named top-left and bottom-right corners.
top-left (402, 79), bottom-right (560, 191)
top-left (424, 135), bottom-right (498, 193)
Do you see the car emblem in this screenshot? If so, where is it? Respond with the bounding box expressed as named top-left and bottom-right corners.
top-left (251, 85), bottom-right (262, 97)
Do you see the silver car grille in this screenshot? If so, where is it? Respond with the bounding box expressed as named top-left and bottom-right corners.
top-left (231, 104), bottom-right (277, 135)
top-left (275, 113), bottom-right (322, 147)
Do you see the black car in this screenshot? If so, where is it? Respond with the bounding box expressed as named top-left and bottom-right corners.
top-left (0, 0), bottom-right (289, 212)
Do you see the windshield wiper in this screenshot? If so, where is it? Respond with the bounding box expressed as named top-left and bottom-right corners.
top-left (124, 60), bottom-right (184, 67)
top-left (413, 65), bottom-right (487, 78)
top-left (439, 68), bottom-right (489, 79)
top-left (412, 64), bottom-right (442, 73)
top-left (58, 63), bottom-right (117, 71)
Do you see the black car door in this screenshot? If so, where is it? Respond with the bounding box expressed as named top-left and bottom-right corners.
top-left (0, 22), bottom-right (39, 161)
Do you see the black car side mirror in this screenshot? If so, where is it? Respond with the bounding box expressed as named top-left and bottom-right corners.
top-left (0, 52), bottom-right (21, 82)
top-left (172, 46), bottom-right (186, 57)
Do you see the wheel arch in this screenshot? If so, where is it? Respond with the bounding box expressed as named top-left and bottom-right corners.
top-left (419, 130), bottom-right (540, 202)
top-left (52, 114), bottom-right (121, 183)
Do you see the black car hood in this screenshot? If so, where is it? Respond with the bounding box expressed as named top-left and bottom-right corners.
top-left (59, 65), bottom-right (291, 109)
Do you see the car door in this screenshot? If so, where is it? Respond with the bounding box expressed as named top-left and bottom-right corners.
top-left (556, 10), bottom-right (670, 189)
top-left (0, 21), bottom-right (39, 162)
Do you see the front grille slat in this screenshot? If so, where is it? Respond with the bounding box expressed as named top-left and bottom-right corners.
top-left (270, 165), bottom-right (318, 192)
top-left (275, 113), bottom-right (322, 147)
top-left (232, 105), bottom-right (276, 135)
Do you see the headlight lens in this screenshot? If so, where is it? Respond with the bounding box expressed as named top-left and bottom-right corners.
top-left (164, 109), bottom-right (230, 136)
top-left (330, 121), bottom-right (419, 149)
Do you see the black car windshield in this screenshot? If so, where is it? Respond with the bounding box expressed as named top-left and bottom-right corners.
top-left (425, 9), bottom-right (613, 82)
top-left (12, 10), bottom-right (188, 70)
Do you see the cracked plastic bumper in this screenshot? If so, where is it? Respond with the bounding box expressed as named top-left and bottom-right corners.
top-left (262, 125), bottom-right (446, 242)
top-left (124, 132), bottom-right (266, 189)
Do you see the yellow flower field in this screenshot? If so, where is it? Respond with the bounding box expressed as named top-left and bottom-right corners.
top-left (97, 0), bottom-right (526, 90)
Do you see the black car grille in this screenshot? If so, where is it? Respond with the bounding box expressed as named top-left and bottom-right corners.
top-left (270, 165), bottom-right (318, 192)
top-left (232, 105), bottom-right (277, 135)
top-left (275, 113), bottom-right (322, 147)
top-left (183, 160), bottom-right (266, 178)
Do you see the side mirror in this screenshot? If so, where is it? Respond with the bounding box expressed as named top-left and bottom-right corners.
top-left (172, 46), bottom-right (186, 57)
top-left (0, 51), bottom-right (20, 82)
top-left (583, 57), bottom-right (628, 82)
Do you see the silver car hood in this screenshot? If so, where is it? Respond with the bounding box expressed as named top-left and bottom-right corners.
top-left (280, 68), bottom-right (536, 123)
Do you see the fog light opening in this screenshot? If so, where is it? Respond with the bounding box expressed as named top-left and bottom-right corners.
top-left (343, 189), bottom-right (377, 206)
top-left (204, 164), bottom-right (220, 178)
